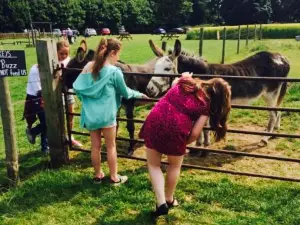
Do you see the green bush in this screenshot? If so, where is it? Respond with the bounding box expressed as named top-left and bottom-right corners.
top-left (187, 23), bottom-right (300, 40)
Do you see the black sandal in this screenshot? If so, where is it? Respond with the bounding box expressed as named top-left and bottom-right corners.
top-left (151, 203), bottom-right (169, 218)
top-left (166, 198), bottom-right (178, 208)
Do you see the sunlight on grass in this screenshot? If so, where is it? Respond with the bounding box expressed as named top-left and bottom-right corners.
top-left (1, 35), bottom-right (300, 225)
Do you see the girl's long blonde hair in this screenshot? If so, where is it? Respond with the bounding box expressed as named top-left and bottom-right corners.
top-left (92, 38), bottom-right (122, 80)
top-left (178, 77), bottom-right (231, 141)
top-left (56, 40), bottom-right (69, 51)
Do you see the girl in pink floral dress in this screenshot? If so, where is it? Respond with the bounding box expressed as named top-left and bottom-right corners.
top-left (139, 76), bottom-right (232, 217)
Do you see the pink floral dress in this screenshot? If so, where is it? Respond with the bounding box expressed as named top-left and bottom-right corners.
top-left (139, 84), bottom-right (210, 156)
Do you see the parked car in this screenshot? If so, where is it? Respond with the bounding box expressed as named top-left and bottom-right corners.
top-left (168, 27), bottom-right (185, 34)
top-left (152, 28), bottom-right (166, 35)
top-left (24, 29), bottom-right (39, 34)
top-left (53, 28), bottom-right (62, 37)
top-left (84, 28), bottom-right (97, 37)
top-left (182, 27), bottom-right (192, 34)
top-left (99, 28), bottom-right (111, 35)
top-left (72, 29), bottom-right (80, 36)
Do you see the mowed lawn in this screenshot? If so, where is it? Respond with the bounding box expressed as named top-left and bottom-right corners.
top-left (0, 34), bottom-right (300, 225)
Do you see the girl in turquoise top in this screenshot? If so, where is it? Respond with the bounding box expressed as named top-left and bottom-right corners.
top-left (73, 38), bottom-right (148, 185)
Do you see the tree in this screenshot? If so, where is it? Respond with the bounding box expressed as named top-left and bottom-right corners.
top-left (152, 0), bottom-right (193, 28)
top-left (221, 0), bottom-right (272, 25)
top-left (207, 0), bottom-right (223, 24)
top-left (189, 0), bottom-right (208, 25)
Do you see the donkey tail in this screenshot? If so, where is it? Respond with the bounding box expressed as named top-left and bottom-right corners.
top-left (277, 82), bottom-right (288, 106)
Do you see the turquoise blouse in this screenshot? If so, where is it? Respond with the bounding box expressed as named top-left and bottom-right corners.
top-left (73, 65), bottom-right (142, 130)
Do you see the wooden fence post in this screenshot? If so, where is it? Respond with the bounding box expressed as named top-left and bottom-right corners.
top-left (0, 77), bottom-right (19, 186)
top-left (237, 25), bottom-right (241, 54)
top-left (246, 25), bottom-right (249, 47)
top-left (221, 27), bottom-right (226, 64)
top-left (161, 41), bottom-right (167, 52)
top-left (36, 39), bottom-right (68, 167)
top-left (259, 24), bottom-right (263, 40)
top-left (199, 27), bottom-right (204, 57)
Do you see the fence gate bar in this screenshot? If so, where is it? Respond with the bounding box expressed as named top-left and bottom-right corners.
top-left (61, 67), bottom-right (300, 182)
top-left (71, 147), bottom-right (300, 183)
top-left (36, 39), bottom-right (68, 167)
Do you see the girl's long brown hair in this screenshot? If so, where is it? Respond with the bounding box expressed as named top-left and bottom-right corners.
top-left (92, 38), bottom-right (122, 80)
top-left (179, 77), bottom-right (231, 142)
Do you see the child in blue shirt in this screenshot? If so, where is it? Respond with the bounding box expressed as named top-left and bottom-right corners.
top-left (73, 38), bottom-right (148, 185)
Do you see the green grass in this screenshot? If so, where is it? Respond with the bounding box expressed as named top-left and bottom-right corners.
top-left (1, 34), bottom-right (300, 224)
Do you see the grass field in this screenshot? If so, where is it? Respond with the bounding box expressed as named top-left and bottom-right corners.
top-left (0, 34), bottom-right (300, 225)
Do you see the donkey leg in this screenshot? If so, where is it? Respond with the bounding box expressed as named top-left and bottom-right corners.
top-left (192, 120), bottom-right (210, 157)
top-left (274, 111), bottom-right (281, 130)
top-left (261, 91), bottom-right (280, 145)
top-left (195, 132), bottom-right (204, 146)
top-left (125, 100), bottom-right (136, 156)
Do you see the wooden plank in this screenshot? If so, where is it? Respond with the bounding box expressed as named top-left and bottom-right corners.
top-left (0, 77), bottom-right (19, 186)
top-left (36, 39), bottom-right (68, 167)
top-left (221, 27), bottom-right (226, 64)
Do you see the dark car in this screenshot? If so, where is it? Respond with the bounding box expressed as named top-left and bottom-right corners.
top-left (182, 27), bottom-right (192, 34)
top-left (168, 27), bottom-right (185, 34)
top-left (152, 28), bottom-right (166, 35)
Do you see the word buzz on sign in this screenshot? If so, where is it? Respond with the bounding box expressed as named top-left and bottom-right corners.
top-left (0, 50), bottom-right (27, 77)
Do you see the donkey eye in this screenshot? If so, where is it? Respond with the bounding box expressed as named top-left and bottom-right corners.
top-left (164, 68), bottom-right (171, 71)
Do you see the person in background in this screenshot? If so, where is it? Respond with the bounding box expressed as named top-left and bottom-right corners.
top-left (23, 63), bottom-right (48, 153)
top-left (139, 74), bottom-right (232, 217)
top-left (56, 40), bottom-right (82, 147)
top-left (67, 28), bottom-right (73, 44)
top-left (24, 40), bottom-right (82, 152)
top-left (73, 38), bottom-right (148, 185)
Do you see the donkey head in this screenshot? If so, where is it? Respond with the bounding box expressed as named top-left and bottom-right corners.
top-left (146, 39), bottom-right (181, 97)
top-left (63, 40), bottom-right (95, 89)
top-left (67, 40), bottom-right (95, 69)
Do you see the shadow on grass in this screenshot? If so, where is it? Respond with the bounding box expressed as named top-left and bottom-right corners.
top-left (0, 164), bottom-right (151, 217)
top-left (184, 140), bottom-right (267, 168)
top-left (94, 208), bottom-right (157, 225)
top-left (0, 149), bottom-right (50, 192)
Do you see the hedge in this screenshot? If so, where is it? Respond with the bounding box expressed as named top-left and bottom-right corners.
top-left (186, 23), bottom-right (300, 40)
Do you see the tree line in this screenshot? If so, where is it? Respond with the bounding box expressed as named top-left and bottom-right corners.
top-left (0, 0), bottom-right (299, 33)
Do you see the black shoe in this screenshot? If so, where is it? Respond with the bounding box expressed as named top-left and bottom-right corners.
top-left (151, 203), bottom-right (169, 218)
top-left (26, 128), bottom-right (36, 144)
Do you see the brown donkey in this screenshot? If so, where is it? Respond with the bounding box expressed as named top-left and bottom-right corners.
top-left (146, 40), bottom-right (290, 148)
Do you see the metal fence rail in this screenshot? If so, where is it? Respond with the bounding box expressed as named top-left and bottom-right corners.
top-left (70, 130), bottom-right (300, 163)
top-left (70, 146), bottom-right (300, 182)
top-left (68, 112), bottom-right (300, 139)
top-left (62, 69), bottom-right (300, 182)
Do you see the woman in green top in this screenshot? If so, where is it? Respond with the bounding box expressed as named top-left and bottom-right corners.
top-left (73, 38), bottom-right (148, 185)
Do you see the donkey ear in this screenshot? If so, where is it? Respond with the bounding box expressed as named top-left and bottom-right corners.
top-left (149, 39), bottom-right (164, 57)
top-left (75, 47), bottom-right (86, 62)
top-left (173, 39), bottom-right (181, 58)
top-left (79, 40), bottom-right (87, 52)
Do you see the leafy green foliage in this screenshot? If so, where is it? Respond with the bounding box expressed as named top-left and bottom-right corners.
top-left (220, 0), bottom-right (273, 25)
